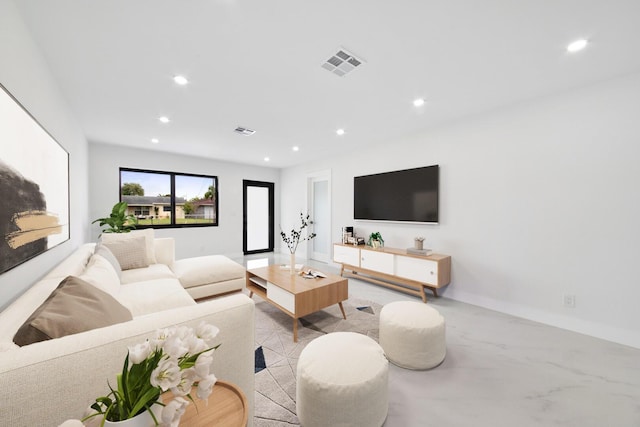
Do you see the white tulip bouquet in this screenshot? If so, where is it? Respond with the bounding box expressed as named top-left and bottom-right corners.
top-left (83, 322), bottom-right (221, 427)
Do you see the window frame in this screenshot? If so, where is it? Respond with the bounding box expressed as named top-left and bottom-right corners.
top-left (119, 167), bottom-right (219, 229)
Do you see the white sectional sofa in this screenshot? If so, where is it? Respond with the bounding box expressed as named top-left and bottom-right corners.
top-left (0, 235), bottom-right (254, 427)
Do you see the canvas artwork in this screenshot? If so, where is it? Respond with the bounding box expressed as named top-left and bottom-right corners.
top-left (0, 84), bottom-right (70, 275)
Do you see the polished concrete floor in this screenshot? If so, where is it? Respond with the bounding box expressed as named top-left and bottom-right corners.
top-left (235, 252), bottom-right (640, 427)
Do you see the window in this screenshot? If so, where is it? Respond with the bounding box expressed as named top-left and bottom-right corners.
top-left (119, 168), bottom-right (218, 228)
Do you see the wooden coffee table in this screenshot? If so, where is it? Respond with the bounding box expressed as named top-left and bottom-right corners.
top-left (246, 265), bottom-right (348, 342)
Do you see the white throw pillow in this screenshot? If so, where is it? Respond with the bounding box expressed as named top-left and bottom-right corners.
top-left (101, 229), bottom-right (156, 264)
top-left (94, 243), bottom-right (122, 279)
top-left (79, 254), bottom-right (121, 297)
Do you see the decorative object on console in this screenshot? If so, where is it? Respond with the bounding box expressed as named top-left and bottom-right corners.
top-left (92, 201), bottom-right (138, 234)
top-left (83, 323), bottom-right (221, 427)
top-left (406, 247), bottom-right (432, 256)
top-left (341, 226), bottom-right (353, 244)
top-left (280, 212), bottom-right (316, 275)
top-left (407, 237), bottom-right (431, 256)
top-left (368, 232), bottom-right (384, 248)
top-left (0, 83), bottom-right (70, 275)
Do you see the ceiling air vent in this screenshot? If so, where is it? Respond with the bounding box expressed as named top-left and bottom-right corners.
top-left (234, 126), bottom-right (256, 136)
top-left (321, 48), bottom-right (365, 77)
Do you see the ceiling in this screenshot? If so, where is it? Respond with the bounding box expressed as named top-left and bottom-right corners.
top-left (15, 0), bottom-right (640, 168)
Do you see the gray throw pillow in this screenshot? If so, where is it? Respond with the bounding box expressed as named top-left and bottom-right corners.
top-left (13, 276), bottom-right (133, 346)
top-left (101, 236), bottom-right (149, 270)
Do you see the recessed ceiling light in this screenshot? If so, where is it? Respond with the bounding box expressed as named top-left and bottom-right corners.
top-left (413, 98), bottom-right (425, 107)
top-left (292, 146), bottom-right (299, 152)
top-left (151, 138), bottom-right (159, 144)
top-left (158, 116), bottom-right (170, 124)
top-left (264, 157), bottom-right (270, 162)
top-left (567, 39), bottom-right (588, 53)
top-left (173, 75), bottom-right (189, 85)
top-left (336, 129), bottom-right (345, 136)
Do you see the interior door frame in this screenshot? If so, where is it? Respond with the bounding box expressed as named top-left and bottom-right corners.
top-left (243, 180), bottom-right (274, 255)
top-left (306, 169), bottom-right (331, 263)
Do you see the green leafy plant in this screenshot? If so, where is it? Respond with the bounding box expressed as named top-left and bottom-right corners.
top-left (368, 232), bottom-right (384, 247)
top-left (280, 212), bottom-right (316, 254)
top-left (83, 323), bottom-right (221, 426)
top-left (92, 201), bottom-right (138, 233)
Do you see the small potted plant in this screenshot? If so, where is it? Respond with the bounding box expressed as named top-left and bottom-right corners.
top-left (368, 232), bottom-right (384, 249)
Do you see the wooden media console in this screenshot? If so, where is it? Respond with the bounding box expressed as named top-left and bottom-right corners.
top-left (333, 243), bottom-right (451, 302)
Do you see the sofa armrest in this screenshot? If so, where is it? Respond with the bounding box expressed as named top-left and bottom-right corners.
top-left (154, 237), bottom-right (175, 266)
top-left (0, 293), bottom-right (255, 427)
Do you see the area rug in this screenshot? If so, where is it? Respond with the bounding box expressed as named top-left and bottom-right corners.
top-left (253, 296), bottom-right (382, 426)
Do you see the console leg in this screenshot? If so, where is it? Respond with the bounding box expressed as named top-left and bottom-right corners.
top-left (293, 319), bottom-right (298, 342)
top-left (420, 287), bottom-right (428, 303)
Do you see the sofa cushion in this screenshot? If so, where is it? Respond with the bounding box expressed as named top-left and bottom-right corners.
top-left (79, 254), bottom-right (121, 296)
top-left (44, 244), bottom-right (95, 280)
top-left (171, 255), bottom-right (246, 289)
top-left (120, 264), bottom-right (176, 285)
top-left (0, 341), bottom-right (18, 352)
top-left (101, 229), bottom-right (157, 264)
top-left (116, 278), bottom-right (196, 317)
top-left (94, 243), bottom-right (122, 279)
top-left (13, 276), bottom-right (133, 346)
top-left (102, 235), bottom-right (149, 270)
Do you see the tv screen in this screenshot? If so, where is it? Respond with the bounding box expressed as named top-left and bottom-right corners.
top-left (354, 165), bottom-right (439, 223)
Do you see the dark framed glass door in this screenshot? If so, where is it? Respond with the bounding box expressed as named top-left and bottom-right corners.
top-left (243, 180), bottom-right (274, 255)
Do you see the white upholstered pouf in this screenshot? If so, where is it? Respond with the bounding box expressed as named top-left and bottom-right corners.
top-left (296, 332), bottom-right (388, 427)
top-left (379, 301), bottom-right (446, 370)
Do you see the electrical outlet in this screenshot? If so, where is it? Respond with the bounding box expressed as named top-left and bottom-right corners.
top-left (563, 294), bottom-right (576, 308)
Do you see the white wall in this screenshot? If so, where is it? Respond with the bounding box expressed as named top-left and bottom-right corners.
top-left (282, 72), bottom-right (640, 348)
top-left (88, 143), bottom-right (280, 259)
top-left (0, 0), bottom-right (89, 311)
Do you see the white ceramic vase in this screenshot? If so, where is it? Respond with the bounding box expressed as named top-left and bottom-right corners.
top-left (290, 253), bottom-right (296, 276)
top-left (103, 404), bottom-right (162, 427)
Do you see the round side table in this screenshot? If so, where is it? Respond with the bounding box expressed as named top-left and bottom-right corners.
top-left (162, 380), bottom-right (248, 427)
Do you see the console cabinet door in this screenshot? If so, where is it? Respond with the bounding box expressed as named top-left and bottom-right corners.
top-left (333, 245), bottom-right (360, 266)
top-left (395, 256), bottom-right (439, 285)
top-left (360, 250), bottom-right (394, 275)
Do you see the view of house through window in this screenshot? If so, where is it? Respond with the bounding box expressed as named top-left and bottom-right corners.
top-left (120, 168), bottom-right (218, 227)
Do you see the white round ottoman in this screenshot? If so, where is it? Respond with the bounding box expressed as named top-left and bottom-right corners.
top-left (296, 332), bottom-right (388, 427)
top-left (379, 301), bottom-right (446, 370)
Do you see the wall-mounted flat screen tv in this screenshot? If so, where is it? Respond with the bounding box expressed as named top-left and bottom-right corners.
top-left (354, 165), bottom-right (439, 223)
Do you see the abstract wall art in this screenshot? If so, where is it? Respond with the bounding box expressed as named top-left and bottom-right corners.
top-left (0, 83), bottom-right (70, 275)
